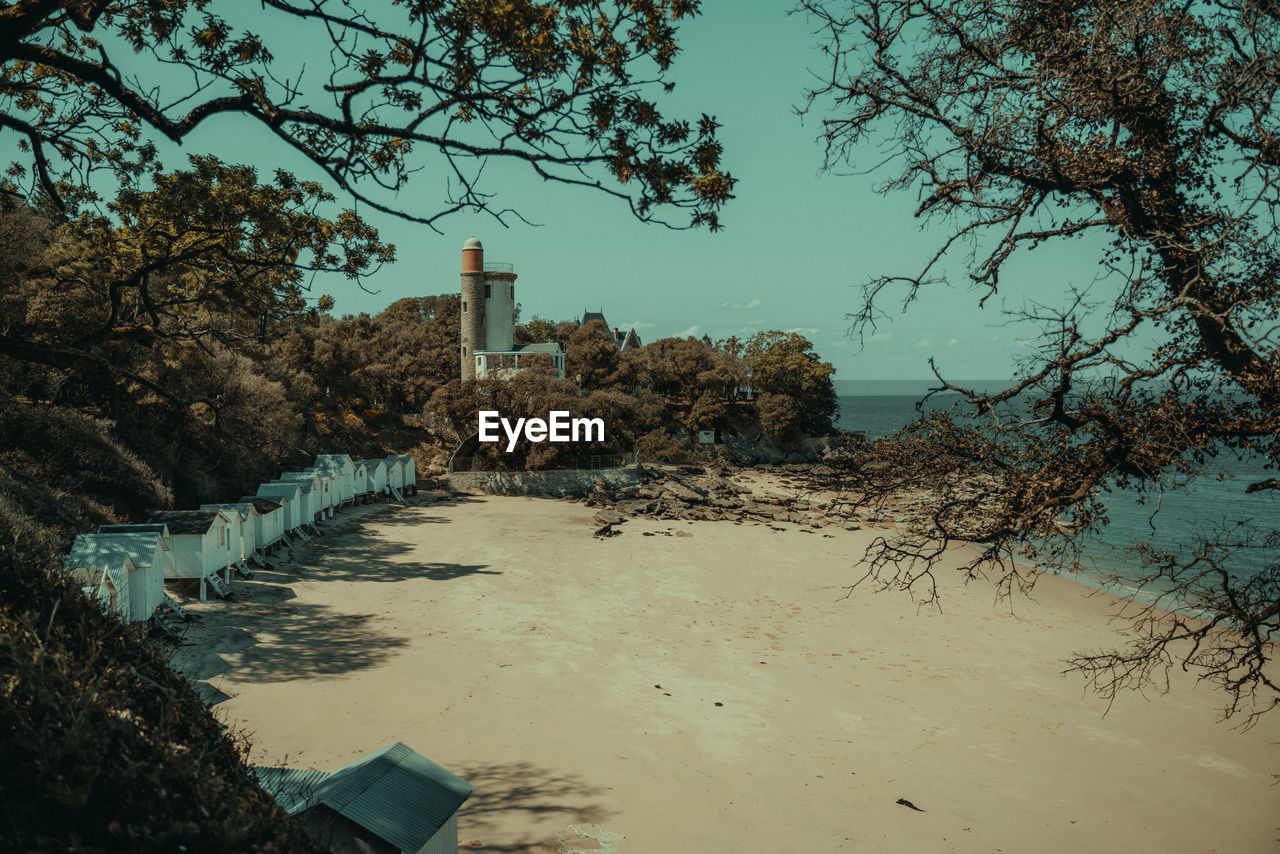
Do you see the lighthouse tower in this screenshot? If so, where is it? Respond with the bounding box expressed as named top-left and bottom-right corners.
top-left (459, 237), bottom-right (517, 381)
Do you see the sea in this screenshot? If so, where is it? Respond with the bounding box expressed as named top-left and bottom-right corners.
top-left (835, 392), bottom-right (1278, 599)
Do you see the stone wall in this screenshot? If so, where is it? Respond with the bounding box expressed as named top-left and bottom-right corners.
top-left (446, 466), bottom-right (641, 497)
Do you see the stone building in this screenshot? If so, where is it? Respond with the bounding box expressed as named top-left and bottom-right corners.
top-left (459, 237), bottom-right (566, 381)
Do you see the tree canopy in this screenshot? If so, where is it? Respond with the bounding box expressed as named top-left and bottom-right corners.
top-left (1, 0), bottom-right (734, 229)
top-left (801, 0), bottom-right (1280, 723)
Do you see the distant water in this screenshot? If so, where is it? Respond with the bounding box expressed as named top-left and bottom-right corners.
top-left (836, 394), bottom-right (1278, 594)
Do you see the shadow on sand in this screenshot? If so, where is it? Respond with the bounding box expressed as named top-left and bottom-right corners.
top-left (454, 760), bottom-right (617, 853)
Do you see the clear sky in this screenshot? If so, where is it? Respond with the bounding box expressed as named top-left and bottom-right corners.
top-left (17, 3), bottom-right (1110, 382)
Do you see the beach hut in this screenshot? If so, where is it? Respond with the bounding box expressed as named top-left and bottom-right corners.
top-left (146, 510), bottom-right (234, 600)
top-left (201, 502), bottom-right (265, 570)
top-left (395, 453), bottom-right (417, 493)
top-left (314, 454), bottom-right (357, 506)
top-left (359, 459), bottom-right (388, 498)
top-left (256, 482), bottom-right (305, 537)
top-left (301, 467), bottom-right (339, 518)
top-left (66, 551), bottom-right (134, 618)
top-left (254, 742), bottom-right (473, 854)
top-left (384, 456), bottom-right (405, 500)
top-left (239, 496), bottom-right (285, 550)
top-left (274, 472), bottom-right (325, 525)
top-left (67, 530), bottom-right (172, 622)
top-left (353, 460), bottom-right (370, 499)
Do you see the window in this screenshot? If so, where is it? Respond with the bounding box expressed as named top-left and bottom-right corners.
top-left (484, 284), bottom-right (492, 298)
top-left (480, 315), bottom-right (485, 328)
top-left (462, 301), bottom-right (467, 312)
top-left (509, 285), bottom-right (514, 299)
top-left (462, 346), bottom-right (467, 356)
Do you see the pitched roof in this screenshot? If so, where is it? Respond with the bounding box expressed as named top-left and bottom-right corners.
top-left (256, 483), bottom-right (301, 499)
top-left (314, 454), bottom-right (354, 471)
top-left (66, 533), bottom-right (164, 571)
top-left (512, 341), bottom-right (564, 354)
top-left (252, 767), bottom-right (330, 815)
top-left (358, 459), bottom-right (387, 470)
top-left (255, 743), bottom-right (472, 853)
top-left (239, 497), bottom-right (282, 513)
top-left (270, 476), bottom-right (315, 494)
top-left (148, 510), bottom-right (225, 535)
top-left (99, 523), bottom-right (170, 538)
top-left (200, 502), bottom-right (255, 520)
top-left (582, 310), bottom-right (607, 326)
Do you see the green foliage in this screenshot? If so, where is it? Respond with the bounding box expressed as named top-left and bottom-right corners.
top-left (743, 331), bottom-right (837, 433)
top-left (2, 1), bottom-right (734, 229)
top-left (636, 427), bottom-right (692, 464)
top-left (755, 392), bottom-right (802, 447)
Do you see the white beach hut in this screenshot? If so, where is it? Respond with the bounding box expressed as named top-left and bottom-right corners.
top-left (274, 472), bottom-right (323, 524)
top-left (396, 453), bottom-right (417, 492)
top-left (384, 455), bottom-right (406, 499)
top-left (353, 460), bottom-right (370, 499)
top-left (359, 459), bottom-right (388, 498)
top-left (239, 496), bottom-right (285, 550)
top-left (67, 551), bottom-right (134, 618)
top-left (255, 483), bottom-right (305, 538)
top-left (146, 510), bottom-right (235, 600)
top-left (201, 502), bottom-right (265, 570)
top-left (300, 467), bottom-right (339, 518)
top-left (68, 530), bottom-right (172, 622)
top-left (314, 454), bottom-right (357, 506)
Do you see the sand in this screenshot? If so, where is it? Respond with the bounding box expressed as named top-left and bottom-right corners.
top-left (173, 491), bottom-right (1279, 853)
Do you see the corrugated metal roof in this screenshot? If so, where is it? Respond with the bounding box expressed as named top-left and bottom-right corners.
top-left (200, 502), bottom-right (256, 520)
top-left (148, 510), bottom-right (225, 535)
top-left (68, 532), bottom-right (165, 570)
top-left (317, 742), bottom-right (472, 853)
top-left (271, 476), bottom-right (316, 494)
top-left (99, 523), bottom-right (170, 538)
top-left (252, 767), bottom-right (330, 815)
top-left (239, 496), bottom-right (282, 513)
top-left (358, 459), bottom-right (387, 471)
top-left (256, 483), bottom-right (300, 498)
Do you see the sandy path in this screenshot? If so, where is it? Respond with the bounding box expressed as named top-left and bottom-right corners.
top-left (174, 494), bottom-right (1279, 853)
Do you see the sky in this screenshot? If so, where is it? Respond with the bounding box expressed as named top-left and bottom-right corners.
top-left (12, 3), bottom-right (1111, 383)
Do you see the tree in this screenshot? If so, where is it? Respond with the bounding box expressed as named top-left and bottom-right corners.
top-left (566, 318), bottom-right (620, 388)
top-left (1, 1), bottom-right (733, 229)
top-left (743, 331), bottom-right (836, 433)
top-left (800, 0), bottom-right (1280, 723)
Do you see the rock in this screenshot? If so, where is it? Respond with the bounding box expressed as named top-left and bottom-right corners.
top-left (593, 509), bottom-right (625, 526)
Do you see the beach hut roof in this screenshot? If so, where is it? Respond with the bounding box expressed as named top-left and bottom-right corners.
top-left (254, 742), bottom-right (473, 852)
top-left (200, 502), bottom-right (255, 520)
top-left (257, 483), bottom-right (301, 498)
top-left (239, 496), bottom-right (282, 513)
top-left (271, 476), bottom-right (315, 494)
top-left (396, 454), bottom-right (414, 464)
top-left (358, 458), bottom-right (386, 470)
top-left (148, 510), bottom-right (226, 535)
top-left (66, 533), bottom-right (166, 570)
top-left (99, 522), bottom-right (171, 538)
top-left (315, 453), bottom-right (354, 468)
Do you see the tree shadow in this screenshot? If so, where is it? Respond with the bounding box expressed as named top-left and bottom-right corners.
top-left (277, 534), bottom-right (497, 584)
top-left (453, 760), bottom-right (617, 853)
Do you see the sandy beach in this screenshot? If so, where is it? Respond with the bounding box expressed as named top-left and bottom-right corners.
top-left (173, 490), bottom-right (1279, 853)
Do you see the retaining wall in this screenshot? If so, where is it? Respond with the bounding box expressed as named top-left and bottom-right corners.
top-left (446, 466), bottom-right (641, 497)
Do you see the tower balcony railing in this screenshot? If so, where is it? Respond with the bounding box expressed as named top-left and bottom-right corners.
top-left (483, 261), bottom-right (514, 273)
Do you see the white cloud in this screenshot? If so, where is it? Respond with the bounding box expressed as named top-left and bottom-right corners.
top-left (786, 327), bottom-right (820, 336)
top-left (612, 320), bottom-right (657, 330)
top-left (720, 298), bottom-right (762, 310)
top-left (866, 331), bottom-right (894, 343)
top-left (915, 338), bottom-right (933, 348)
top-left (946, 337), bottom-right (959, 346)
top-left (677, 324), bottom-right (702, 338)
